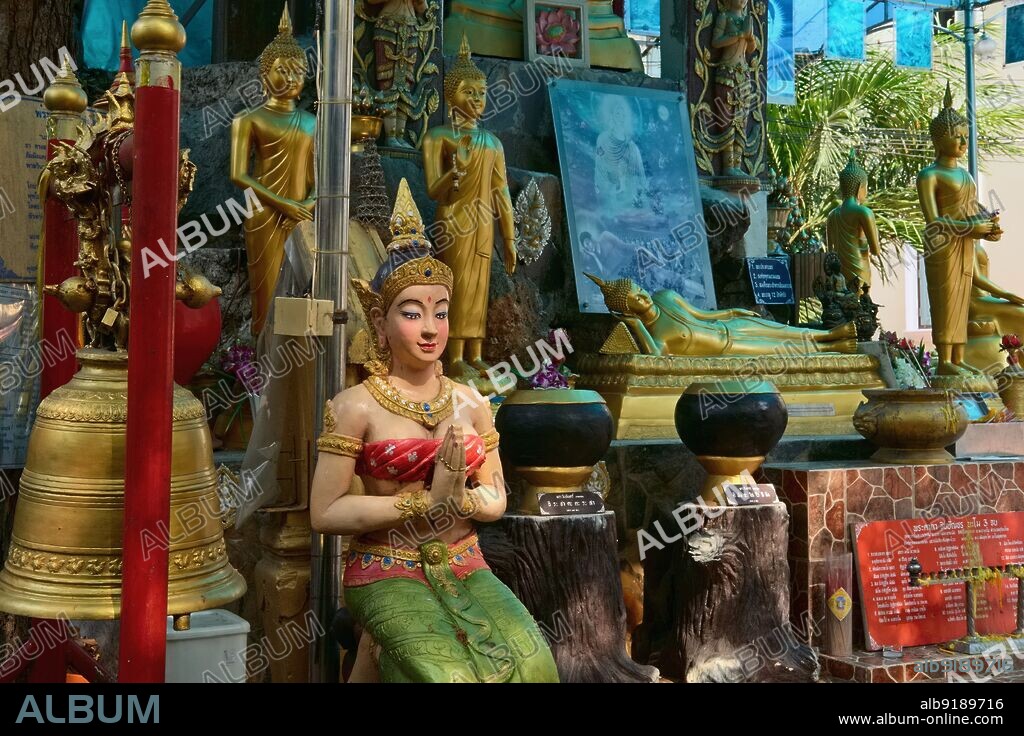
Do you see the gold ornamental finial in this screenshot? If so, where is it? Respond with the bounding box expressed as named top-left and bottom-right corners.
top-left (43, 58), bottom-right (87, 114)
top-left (930, 81), bottom-right (968, 142)
top-left (388, 178), bottom-right (428, 248)
top-left (258, 3), bottom-right (306, 79)
top-left (444, 33), bottom-right (486, 103)
top-left (121, 19), bottom-right (130, 50)
top-left (131, 0), bottom-right (186, 53)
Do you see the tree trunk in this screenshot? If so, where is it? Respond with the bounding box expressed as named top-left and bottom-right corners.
top-left (479, 512), bottom-right (659, 683)
top-left (634, 502), bottom-right (820, 682)
top-left (0, 1), bottom-right (79, 83)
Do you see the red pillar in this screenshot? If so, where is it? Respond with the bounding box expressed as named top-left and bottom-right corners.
top-left (119, 0), bottom-right (186, 683)
top-left (39, 65), bottom-right (86, 399)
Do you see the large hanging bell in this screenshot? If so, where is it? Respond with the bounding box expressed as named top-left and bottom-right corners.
top-left (0, 348), bottom-right (246, 619)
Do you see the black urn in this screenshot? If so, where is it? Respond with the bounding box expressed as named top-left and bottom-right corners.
top-left (674, 380), bottom-right (788, 504)
top-left (495, 389), bottom-right (614, 513)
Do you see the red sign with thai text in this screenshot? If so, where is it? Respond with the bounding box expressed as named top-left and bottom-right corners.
top-left (852, 513), bottom-right (1024, 650)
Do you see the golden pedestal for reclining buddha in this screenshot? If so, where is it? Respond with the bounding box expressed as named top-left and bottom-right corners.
top-left (576, 352), bottom-right (886, 440)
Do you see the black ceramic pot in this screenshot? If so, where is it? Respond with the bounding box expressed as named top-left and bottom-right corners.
top-left (495, 389), bottom-right (614, 512)
top-left (674, 380), bottom-right (788, 504)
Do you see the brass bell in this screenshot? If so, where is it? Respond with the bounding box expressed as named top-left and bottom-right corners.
top-left (0, 348), bottom-right (246, 619)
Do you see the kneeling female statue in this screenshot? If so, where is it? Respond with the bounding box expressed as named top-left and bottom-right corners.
top-left (310, 180), bottom-right (558, 683)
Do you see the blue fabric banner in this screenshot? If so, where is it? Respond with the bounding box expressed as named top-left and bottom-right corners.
top-left (82, 0), bottom-right (213, 69)
top-left (768, 0), bottom-right (795, 105)
top-left (827, 0), bottom-right (866, 61)
top-left (794, 0), bottom-right (827, 54)
top-left (895, 5), bottom-right (933, 71)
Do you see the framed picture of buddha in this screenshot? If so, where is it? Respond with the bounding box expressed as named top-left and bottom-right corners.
top-left (525, 0), bottom-right (590, 68)
top-left (548, 79), bottom-right (717, 314)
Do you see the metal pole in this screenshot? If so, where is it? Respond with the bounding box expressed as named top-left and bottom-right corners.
top-left (309, 0), bottom-right (353, 684)
top-left (964, 0), bottom-right (979, 180)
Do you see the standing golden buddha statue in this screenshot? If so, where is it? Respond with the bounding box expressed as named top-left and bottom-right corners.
top-left (422, 35), bottom-right (515, 380)
top-left (917, 85), bottom-right (1002, 380)
top-left (826, 150), bottom-right (880, 290)
top-left (230, 5), bottom-right (316, 337)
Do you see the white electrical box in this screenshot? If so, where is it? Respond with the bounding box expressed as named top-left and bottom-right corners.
top-left (165, 609), bottom-right (250, 683)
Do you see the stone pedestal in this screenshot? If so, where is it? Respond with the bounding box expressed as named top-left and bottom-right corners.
top-left (634, 502), bottom-right (817, 682)
top-left (478, 512), bottom-right (657, 683)
top-left (762, 459), bottom-right (1024, 648)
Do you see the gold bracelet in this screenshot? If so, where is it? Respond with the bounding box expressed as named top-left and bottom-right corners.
top-left (395, 490), bottom-right (430, 521)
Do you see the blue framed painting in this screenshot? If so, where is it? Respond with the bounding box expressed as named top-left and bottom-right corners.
top-left (624, 0), bottom-right (660, 38)
top-left (794, 0), bottom-right (827, 54)
top-left (827, 0), bottom-right (866, 62)
top-left (548, 80), bottom-right (716, 314)
top-left (895, 6), bottom-right (933, 71)
top-left (768, 0), bottom-right (795, 105)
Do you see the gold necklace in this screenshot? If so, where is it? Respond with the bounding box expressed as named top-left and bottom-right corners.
top-left (365, 374), bottom-right (455, 429)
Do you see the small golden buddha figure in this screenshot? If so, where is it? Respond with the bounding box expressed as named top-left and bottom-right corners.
top-left (588, 274), bottom-right (857, 356)
top-left (309, 179), bottom-right (557, 682)
top-left (826, 150), bottom-right (880, 290)
top-left (966, 243), bottom-right (1024, 372)
top-left (917, 85), bottom-right (1001, 377)
top-left (711, 0), bottom-right (758, 178)
top-left (422, 35), bottom-right (515, 380)
top-left (230, 6), bottom-right (316, 336)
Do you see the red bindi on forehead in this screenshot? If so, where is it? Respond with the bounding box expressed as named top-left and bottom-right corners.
top-left (427, 296), bottom-right (432, 303)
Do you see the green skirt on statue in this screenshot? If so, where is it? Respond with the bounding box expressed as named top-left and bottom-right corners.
top-left (344, 539), bottom-right (559, 683)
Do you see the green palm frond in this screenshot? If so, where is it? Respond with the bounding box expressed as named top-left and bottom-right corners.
top-left (768, 28), bottom-right (1024, 275)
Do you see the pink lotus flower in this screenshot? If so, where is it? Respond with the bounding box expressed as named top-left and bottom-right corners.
top-left (536, 8), bottom-right (581, 57)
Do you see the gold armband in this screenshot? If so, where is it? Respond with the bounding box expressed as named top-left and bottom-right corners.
top-left (318, 401), bottom-right (363, 458)
top-left (317, 433), bottom-right (363, 458)
top-left (395, 490), bottom-right (431, 520)
top-left (481, 428), bottom-right (500, 453)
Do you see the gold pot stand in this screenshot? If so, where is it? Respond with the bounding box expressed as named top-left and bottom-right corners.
top-left (694, 455), bottom-right (765, 506)
top-left (515, 465), bottom-right (595, 515)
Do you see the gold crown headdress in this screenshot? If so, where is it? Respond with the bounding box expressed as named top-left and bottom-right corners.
top-left (352, 179), bottom-right (453, 374)
top-left (930, 82), bottom-right (968, 141)
top-left (444, 34), bottom-right (486, 103)
top-left (258, 5), bottom-right (306, 79)
top-left (838, 149), bottom-right (868, 198)
top-left (586, 273), bottom-right (637, 315)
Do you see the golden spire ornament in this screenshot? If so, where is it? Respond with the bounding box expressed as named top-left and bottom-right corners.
top-left (131, 0), bottom-right (186, 53)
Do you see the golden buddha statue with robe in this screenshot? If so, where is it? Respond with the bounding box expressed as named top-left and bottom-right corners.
top-left (966, 243), bottom-right (1024, 372)
top-left (422, 35), bottom-right (515, 380)
top-left (230, 6), bottom-right (316, 336)
top-left (917, 85), bottom-right (1002, 378)
top-left (826, 150), bottom-right (880, 290)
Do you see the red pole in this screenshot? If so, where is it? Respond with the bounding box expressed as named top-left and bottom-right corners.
top-left (119, 0), bottom-right (185, 683)
top-left (39, 63), bottom-right (86, 399)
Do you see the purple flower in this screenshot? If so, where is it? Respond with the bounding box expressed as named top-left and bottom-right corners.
top-left (220, 343), bottom-right (263, 395)
top-left (530, 362), bottom-right (569, 390)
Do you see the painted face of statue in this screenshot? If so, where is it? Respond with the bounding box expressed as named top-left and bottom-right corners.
top-left (451, 79), bottom-right (487, 122)
top-left (936, 123), bottom-right (969, 160)
top-left (626, 284), bottom-right (654, 315)
top-left (264, 56), bottom-right (306, 100)
top-left (729, 0), bottom-right (749, 12)
top-left (374, 283), bottom-right (451, 369)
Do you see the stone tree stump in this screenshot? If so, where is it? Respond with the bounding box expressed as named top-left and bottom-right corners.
top-left (479, 511), bottom-right (658, 683)
top-left (635, 502), bottom-right (818, 682)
